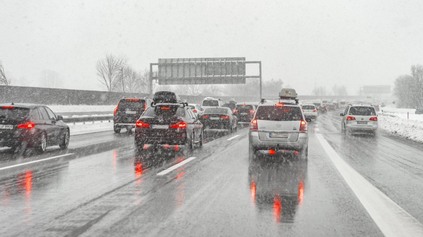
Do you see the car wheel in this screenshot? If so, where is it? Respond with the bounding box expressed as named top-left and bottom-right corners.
top-left (114, 126), bottom-right (121, 134)
top-left (37, 132), bottom-right (47, 153)
top-left (59, 129), bottom-right (70, 150)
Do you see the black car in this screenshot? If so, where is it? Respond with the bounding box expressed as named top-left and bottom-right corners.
top-left (114, 98), bottom-right (150, 133)
top-left (235, 103), bottom-right (255, 124)
top-left (0, 104), bottom-right (69, 152)
top-left (134, 103), bottom-right (203, 153)
top-left (199, 107), bottom-right (238, 133)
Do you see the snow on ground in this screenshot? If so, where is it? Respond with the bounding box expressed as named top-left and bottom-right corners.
top-left (379, 107), bottom-right (423, 143)
top-left (69, 121), bottom-right (113, 136)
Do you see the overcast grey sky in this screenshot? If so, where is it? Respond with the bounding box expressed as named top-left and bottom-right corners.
top-left (1, 0), bottom-right (423, 95)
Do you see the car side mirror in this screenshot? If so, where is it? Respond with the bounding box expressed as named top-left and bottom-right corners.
top-left (57, 115), bottom-right (63, 121)
top-left (339, 113), bottom-right (344, 116)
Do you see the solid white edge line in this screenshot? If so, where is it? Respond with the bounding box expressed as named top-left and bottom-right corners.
top-left (157, 157), bottom-right (196, 176)
top-left (316, 134), bottom-right (423, 237)
top-left (0, 153), bottom-right (74, 171)
top-left (227, 135), bottom-right (240, 141)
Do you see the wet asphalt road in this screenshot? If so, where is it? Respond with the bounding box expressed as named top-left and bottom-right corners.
top-left (0, 112), bottom-right (422, 236)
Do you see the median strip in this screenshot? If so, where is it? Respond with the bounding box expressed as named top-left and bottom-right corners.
top-left (316, 134), bottom-right (423, 237)
top-left (157, 157), bottom-right (196, 176)
top-left (0, 153), bottom-right (75, 171)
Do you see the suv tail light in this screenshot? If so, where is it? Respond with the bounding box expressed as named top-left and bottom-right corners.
top-left (135, 120), bottom-right (150, 128)
top-left (202, 115), bottom-right (209, 119)
top-left (249, 109), bottom-right (255, 115)
top-left (169, 121), bottom-right (187, 129)
top-left (250, 119), bottom-right (258, 131)
top-left (299, 120), bottom-right (307, 132)
top-left (114, 106), bottom-right (118, 116)
top-left (346, 116), bottom-right (356, 121)
top-left (369, 116), bottom-right (378, 121)
top-left (220, 115), bottom-right (230, 120)
top-left (17, 121), bottom-right (35, 129)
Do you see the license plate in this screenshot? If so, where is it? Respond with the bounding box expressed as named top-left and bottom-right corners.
top-left (125, 111), bottom-right (136, 114)
top-left (240, 113), bottom-right (248, 115)
top-left (270, 132), bottom-right (288, 138)
top-left (152, 124), bottom-right (168, 129)
top-left (210, 117), bottom-right (219, 120)
top-left (357, 121), bottom-right (367, 124)
top-left (0, 125), bottom-right (13, 130)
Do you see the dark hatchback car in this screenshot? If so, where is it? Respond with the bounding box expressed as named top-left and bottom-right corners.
top-left (113, 98), bottom-right (149, 133)
top-left (134, 103), bottom-right (203, 153)
top-left (199, 107), bottom-right (238, 133)
top-left (235, 103), bottom-right (256, 124)
top-left (0, 104), bottom-right (69, 152)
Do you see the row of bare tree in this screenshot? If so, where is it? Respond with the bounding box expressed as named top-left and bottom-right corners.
top-left (96, 55), bottom-right (149, 93)
top-left (394, 65), bottom-right (423, 108)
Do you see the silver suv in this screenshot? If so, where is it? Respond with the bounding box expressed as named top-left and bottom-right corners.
top-left (340, 104), bottom-right (378, 135)
top-left (249, 90), bottom-right (308, 160)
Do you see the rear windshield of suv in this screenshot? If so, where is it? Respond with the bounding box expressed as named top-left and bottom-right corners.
top-left (204, 108), bottom-right (228, 114)
top-left (202, 100), bottom-right (219, 106)
top-left (302, 105), bottom-right (315, 110)
top-left (348, 106), bottom-right (376, 116)
top-left (0, 107), bottom-right (30, 121)
top-left (143, 106), bottom-right (185, 118)
top-left (255, 106), bottom-right (303, 121)
top-left (118, 100), bottom-right (145, 111)
top-left (236, 104), bottom-right (254, 110)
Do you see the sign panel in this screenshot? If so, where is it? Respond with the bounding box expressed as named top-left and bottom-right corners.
top-left (157, 58), bottom-right (246, 85)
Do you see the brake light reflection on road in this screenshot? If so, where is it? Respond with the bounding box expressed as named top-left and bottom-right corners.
top-left (298, 181), bottom-right (304, 205)
top-left (250, 181), bottom-right (256, 204)
top-left (273, 196), bottom-right (282, 223)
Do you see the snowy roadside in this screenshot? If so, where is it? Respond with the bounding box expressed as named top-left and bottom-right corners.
top-left (379, 109), bottom-right (423, 143)
top-left (68, 121), bottom-right (113, 136)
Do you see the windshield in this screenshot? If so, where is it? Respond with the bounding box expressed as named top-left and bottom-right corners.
top-left (2, 1), bottom-right (423, 236)
top-left (349, 106), bottom-right (376, 116)
top-left (256, 106), bottom-right (303, 121)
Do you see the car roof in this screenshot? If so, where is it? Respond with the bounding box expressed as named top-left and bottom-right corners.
top-left (349, 104), bottom-right (375, 107)
top-left (258, 99), bottom-right (300, 107)
top-left (301, 104), bottom-right (316, 107)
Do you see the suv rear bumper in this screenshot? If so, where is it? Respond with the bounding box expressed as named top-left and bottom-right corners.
top-left (346, 124), bottom-right (378, 132)
top-left (249, 131), bottom-right (308, 151)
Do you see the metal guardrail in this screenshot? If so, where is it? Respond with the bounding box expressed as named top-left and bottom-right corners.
top-left (63, 115), bottom-right (113, 124)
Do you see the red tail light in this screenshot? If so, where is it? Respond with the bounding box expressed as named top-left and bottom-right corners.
top-left (269, 149), bottom-right (276, 155)
top-left (233, 109), bottom-right (238, 114)
top-left (313, 109), bottom-right (317, 112)
top-left (220, 115), bottom-right (230, 120)
top-left (17, 121), bottom-right (35, 129)
top-left (369, 116), bottom-right (378, 121)
top-left (135, 120), bottom-right (150, 128)
top-left (193, 109), bottom-right (197, 113)
top-left (160, 106), bottom-right (171, 111)
top-left (346, 116), bottom-right (356, 121)
top-left (249, 109), bottom-right (255, 115)
top-left (2, 105), bottom-right (14, 109)
top-left (202, 115), bottom-right (209, 119)
top-left (275, 102), bottom-right (284, 108)
top-left (250, 119), bottom-right (258, 131)
top-left (299, 120), bottom-right (307, 132)
top-left (170, 121), bottom-right (187, 129)
top-left (114, 106), bottom-right (118, 116)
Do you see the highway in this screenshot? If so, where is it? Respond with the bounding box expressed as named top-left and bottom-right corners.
top-left (1, 111), bottom-right (423, 236)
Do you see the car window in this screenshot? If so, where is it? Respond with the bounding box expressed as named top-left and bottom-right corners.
top-left (44, 107), bottom-right (57, 120)
top-left (30, 108), bottom-right (42, 120)
top-left (348, 106), bottom-right (376, 116)
top-left (38, 107), bottom-right (50, 120)
top-left (118, 100), bottom-right (145, 111)
top-left (0, 107), bottom-right (29, 121)
top-left (202, 100), bottom-right (219, 106)
top-left (255, 106), bottom-right (303, 121)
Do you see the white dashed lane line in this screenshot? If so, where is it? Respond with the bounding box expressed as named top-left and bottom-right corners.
top-left (157, 157), bottom-right (197, 176)
top-left (227, 135), bottom-right (240, 141)
top-left (0, 153), bottom-right (75, 171)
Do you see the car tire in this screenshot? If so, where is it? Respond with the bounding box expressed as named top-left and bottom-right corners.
top-left (188, 133), bottom-right (194, 150)
top-left (59, 129), bottom-right (70, 150)
top-left (114, 126), bottom-right (121, 134)
top-left (37, 132), bottom-right (47, 153)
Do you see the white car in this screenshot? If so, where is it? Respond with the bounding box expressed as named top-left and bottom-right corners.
top-left (188, 104), bottom-right (204, 117)
top-left (201, 97), bottom-right (223, 109)
top-left (301, 104), bottom-right (318, 122)
top-left (340, 104), bottom-right (378, 135)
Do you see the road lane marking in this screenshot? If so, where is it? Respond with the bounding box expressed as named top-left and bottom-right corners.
top-left (0, 153), bottom-right (75, 171)
top-left (227, 135), bottom-right (240, 141)
top-left (316, 134), bottom-right (423, 237)
top-left (157, 157), bottom-right (196, 176)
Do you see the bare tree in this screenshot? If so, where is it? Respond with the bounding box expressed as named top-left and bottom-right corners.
top-left (0, 62), bottom-right (11, 85)
top-left (96, 55), bottom-right (126, 92)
